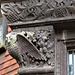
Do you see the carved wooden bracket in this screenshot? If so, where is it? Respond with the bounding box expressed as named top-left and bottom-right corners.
top-left (6, 26), bottom-right (55, 75)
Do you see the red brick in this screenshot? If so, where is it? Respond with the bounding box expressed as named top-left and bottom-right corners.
top-left (6, 70), bottom-right (17, 75)
top-left (5, 50), bottom-right (9, 56)
top-left (8, 26), bottom-right (12, 33)
top-left (0, 59), bottom-right (17, 71)
top-left (0, 63), bottom-right (19, 75)
top-left (0, 55), bottom-right (13, 65)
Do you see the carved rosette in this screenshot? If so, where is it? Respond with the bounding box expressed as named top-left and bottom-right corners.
top-left (1, 0), bottom-right (75, 23)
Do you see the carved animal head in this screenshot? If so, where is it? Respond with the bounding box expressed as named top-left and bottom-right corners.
top-left (6, 31), bottom-right (34, 44)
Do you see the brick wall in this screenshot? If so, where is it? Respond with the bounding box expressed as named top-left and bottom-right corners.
top-left (0, 26), bottom-right (19, 75)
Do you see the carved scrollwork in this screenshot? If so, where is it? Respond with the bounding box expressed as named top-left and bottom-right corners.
top-left (2, 0), bottom-right (75, 23)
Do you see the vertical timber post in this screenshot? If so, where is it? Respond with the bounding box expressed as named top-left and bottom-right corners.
top-left (56, 31), bottom-right (67, 75)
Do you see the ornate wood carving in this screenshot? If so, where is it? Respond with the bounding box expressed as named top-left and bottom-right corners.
top-left (6, 26), bottom-right (55, 74)
top-left (1, 0), bottom-right (75, 23)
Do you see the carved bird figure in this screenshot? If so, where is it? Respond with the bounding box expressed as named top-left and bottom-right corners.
top-left (6, 31), bottom-right (46, 67)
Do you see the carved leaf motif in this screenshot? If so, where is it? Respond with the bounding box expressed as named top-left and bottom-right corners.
top-left (17, 34), bottom-right (46, 61)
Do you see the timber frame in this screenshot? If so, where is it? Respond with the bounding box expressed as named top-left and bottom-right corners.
top-left (1, 0), bottom-right (75, 75)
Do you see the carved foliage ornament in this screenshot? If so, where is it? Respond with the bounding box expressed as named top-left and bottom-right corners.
top-left (1, 0), bottom-right (75, 23)
top-left (6, 26), bottom-right (55, 69)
